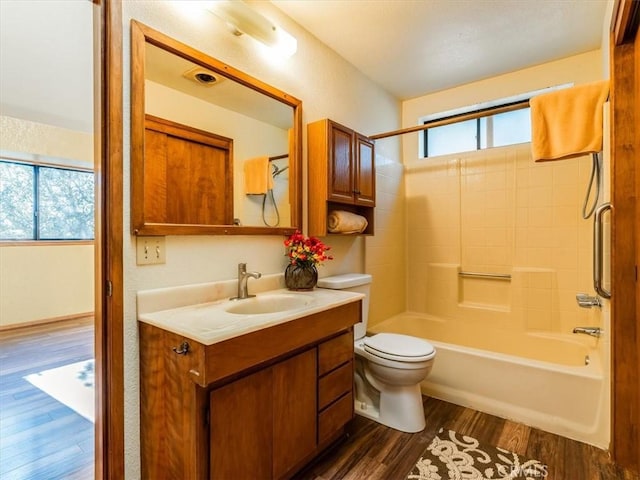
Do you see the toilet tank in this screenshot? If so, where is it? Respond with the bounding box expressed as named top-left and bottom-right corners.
top-left (316, 273), bottom-right (372, 340)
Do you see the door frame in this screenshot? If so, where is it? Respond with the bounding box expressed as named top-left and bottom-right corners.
top-left (610, 0), bottom-right (640, 472)
top-left (94, 0), bottom-right (124, 478)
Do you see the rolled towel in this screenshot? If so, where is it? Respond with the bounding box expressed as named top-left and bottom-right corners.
top-left (327, 210), bottom-right (368, 234)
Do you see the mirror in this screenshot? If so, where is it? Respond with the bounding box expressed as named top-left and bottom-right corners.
top-left (131, 21), bottom-right (302, 235)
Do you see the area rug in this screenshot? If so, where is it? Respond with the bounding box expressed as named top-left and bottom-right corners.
top-left (24, 359), bottom-right (95, 423)
top-left (407, 428), bottom-right (547, 480)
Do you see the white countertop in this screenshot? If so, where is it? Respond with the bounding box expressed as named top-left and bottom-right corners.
top-left (137, 284), bottom-right (363, 346)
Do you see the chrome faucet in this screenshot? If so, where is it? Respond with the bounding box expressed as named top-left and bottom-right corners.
top-left (572, 326), bottom-right (602, 338)
top-left (231, 263), bottom-right (261, 300)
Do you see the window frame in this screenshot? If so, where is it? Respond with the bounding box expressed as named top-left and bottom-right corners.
top-left (0, 158), bottom-right (95, 243)
top-left (422, 100), bottom-right (531, 158)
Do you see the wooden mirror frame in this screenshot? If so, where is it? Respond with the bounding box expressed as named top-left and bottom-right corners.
top-left (130, 20), bottom-right (302, 236)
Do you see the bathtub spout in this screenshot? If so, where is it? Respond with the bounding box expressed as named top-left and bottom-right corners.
top-left (572, 326), bottom-right (602, 338)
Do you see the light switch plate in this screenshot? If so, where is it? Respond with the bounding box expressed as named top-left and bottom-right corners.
top-left (136, 236), bottom-right (166, 265)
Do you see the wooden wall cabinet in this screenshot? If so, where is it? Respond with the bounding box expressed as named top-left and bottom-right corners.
top-left (308, 119), bottom-right (375, 236)
top-left (139, 301), bottom-right (360, 480)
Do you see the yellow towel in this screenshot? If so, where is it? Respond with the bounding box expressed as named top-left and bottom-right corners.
top-left (327, 210), bottom-right (368, 234)
top-left (530, 80), bottom-right (609, 162)
top-left (243, 156), bottom-right (273, 194)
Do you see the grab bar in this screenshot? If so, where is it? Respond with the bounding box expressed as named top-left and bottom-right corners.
top-left (593, 202), bottom-right (612, 299)
top-left (458, 271), bottom-right (511, 280)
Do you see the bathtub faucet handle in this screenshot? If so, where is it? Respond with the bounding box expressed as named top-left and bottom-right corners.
top-left (575, 293), bottom-right (602, 308)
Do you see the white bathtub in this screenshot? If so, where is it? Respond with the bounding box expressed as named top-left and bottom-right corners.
top-left (369, 313), bottom-right (609, 448)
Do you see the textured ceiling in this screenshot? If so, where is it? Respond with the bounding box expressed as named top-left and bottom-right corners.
top-left (272, 0), bottom-right (610, 100)
top-left (0, 0), bottom-right (93, 132)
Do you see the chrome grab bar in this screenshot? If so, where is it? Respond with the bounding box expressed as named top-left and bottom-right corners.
top-left (458, 271), bottom-right (511, 280)
top-left (593, 202), bottom-right (612, 299)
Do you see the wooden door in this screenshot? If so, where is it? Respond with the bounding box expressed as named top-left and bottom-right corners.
top-left (164, 135), bottom-right (230, 225)
top-left (141, 115), bottom-right (234, 228)
top-left (354, 134), bottom-right (375, 207)
top-left (210, 369), bottom-right (273, 480)
top-left (328, 121), bottom-right (355, 203)
top-left (272, 349), bottom-right (317, 479)
top-left (610, 0), bottom-right (639, 472)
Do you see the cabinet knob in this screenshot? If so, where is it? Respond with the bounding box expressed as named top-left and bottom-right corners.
top-left (353, 189), bottom-right (361, 194)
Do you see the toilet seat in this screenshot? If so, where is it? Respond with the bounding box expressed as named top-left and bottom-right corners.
top-left (364, 333), bottom-right (435, 363)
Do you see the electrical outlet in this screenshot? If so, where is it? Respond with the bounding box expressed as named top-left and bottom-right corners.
top-left (136, 236), bottom-right (166, 265)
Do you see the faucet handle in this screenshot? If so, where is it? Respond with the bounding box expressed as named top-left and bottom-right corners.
top-left (576, 293), bottom-right (601, 308)
top-left (238, 262), bottom-right (247, 274)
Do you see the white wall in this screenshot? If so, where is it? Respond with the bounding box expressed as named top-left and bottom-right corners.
top-left (122, 2), bottom-right (401, 477)
top-left (0, 116), bottom-right (94, 328)
top-left (0, 243), bottom-right (94, 326)
top-left (402, 49), bottom-right (604, 160)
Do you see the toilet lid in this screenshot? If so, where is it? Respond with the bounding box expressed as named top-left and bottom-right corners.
top-left (364, 333), bottom-right (435, 362)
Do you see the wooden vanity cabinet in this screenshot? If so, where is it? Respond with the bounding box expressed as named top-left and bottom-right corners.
top-left (139, 301), bottom-right (360, 480)
top-left (210, 349), bottom-right (317, 480)
top-left (308, 119), bottom-right (375, 236)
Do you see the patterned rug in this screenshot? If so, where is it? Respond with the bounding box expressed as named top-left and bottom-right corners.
top-left (407, 428), bottom-right (547, 480)
top-left (24, 358), bottom-right (95, 423)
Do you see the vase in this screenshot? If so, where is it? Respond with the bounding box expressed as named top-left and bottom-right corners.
top-left (284, 264), bottom-right (318, 291)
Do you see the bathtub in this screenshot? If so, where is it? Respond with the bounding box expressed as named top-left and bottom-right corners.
top-left (369, 313), bottom-right (609, 449)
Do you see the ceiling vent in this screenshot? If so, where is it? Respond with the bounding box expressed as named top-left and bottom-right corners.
top-left (182, 66), bottom-right (224, 87)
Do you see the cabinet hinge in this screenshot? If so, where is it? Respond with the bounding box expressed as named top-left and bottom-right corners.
top-left (106, 280), bottom-right (113, 297)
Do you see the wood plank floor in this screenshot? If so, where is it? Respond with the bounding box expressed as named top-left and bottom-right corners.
top-left (300, 397), bottom-right (639, 480)
top-left (0, 318), bottom-right (94, 480)
top-left (1, 320), bottom-right (637, 480)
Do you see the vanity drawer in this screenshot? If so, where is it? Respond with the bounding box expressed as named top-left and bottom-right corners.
top-left (318, 391), bottom-right (353, 444)
top-left (318, 330), bottom-right (353, 376)
top-left (318, 361), bottom-right (353, 410)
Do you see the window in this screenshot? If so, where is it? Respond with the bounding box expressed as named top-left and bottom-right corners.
top-left (423, 105), bottom-right (531, 158)
top-left (0, 160), bottom-right (94, 240)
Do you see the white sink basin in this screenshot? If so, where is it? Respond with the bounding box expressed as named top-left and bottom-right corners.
top-left (225, 293), bottom-right (314, 315)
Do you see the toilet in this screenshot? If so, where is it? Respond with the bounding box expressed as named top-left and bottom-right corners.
top-left (317, 273), bottom-right (436, 433)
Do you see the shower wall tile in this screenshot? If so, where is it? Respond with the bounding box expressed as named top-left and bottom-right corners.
top-left (366, 150), bottom-right (406, 328)
top-left (552, 183), bottom-right (580, 206)
top-left (526, 307), bottom-right (552, 330)
top-left (405, 142), bottom-right (593, 334)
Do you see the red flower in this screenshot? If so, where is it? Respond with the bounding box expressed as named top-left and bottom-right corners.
top-left (284, 231), bottom-right (332, 268)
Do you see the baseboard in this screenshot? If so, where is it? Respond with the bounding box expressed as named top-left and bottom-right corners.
top-left (0, 312), bottom-right (94, 332)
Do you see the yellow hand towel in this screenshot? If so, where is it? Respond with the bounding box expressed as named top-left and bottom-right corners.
top-left (243, 156), bottom-right (273, 194)
top-left (327, 210), bottom-right (368, 234)
top-left (530, 80), bottom-right (609, 162)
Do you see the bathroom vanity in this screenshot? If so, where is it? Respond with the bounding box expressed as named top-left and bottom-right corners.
top-left (138, 283), bottom-right (362, 480)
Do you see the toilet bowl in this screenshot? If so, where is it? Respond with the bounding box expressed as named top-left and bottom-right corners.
top-left (317, 273), bottom-right (436, 433)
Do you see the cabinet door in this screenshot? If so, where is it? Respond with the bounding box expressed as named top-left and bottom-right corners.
top-left (327, 122), bottom-right (355, 203)
top-left (272, 349), bottom-right (317, 479)
top-left (355, 134), bottom-right (375, 207)
top-left (210, 369), bottom-right (273, 480)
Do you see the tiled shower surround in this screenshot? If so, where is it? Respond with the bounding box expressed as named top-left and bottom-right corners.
top-left (405, 143), bottom-right (602, 335)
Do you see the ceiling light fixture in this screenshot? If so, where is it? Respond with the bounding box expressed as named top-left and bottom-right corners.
top-left (207, 0), bottom-right (297, 57)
